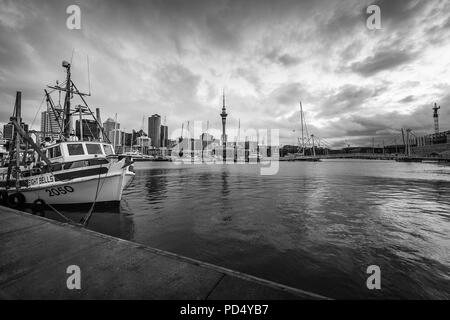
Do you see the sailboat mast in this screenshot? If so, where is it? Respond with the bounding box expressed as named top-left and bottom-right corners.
top-left (300, 101), bottom-right (304, 155)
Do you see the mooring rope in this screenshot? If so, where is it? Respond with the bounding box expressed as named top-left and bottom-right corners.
top-left (44, 201), bottom-right (76, 224)
top-left (80, 162), bottom-right (111, 227)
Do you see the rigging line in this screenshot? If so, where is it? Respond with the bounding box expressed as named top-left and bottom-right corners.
top-left (30, 96), bottom-right (47, 128)
top-left (80, 162), bottom-right (110, 226)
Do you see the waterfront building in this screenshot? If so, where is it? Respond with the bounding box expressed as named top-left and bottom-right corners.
top-left (160, 125), bottom-right (168, 147)
top-left (75, 119), bottom-right (100, 141)
top-left (109, 129), bottom-right (124, 148)
top-left (411, 130), bottom-right (450, 157)
top-left (136, 135), bottom-right (151, 147)
top-left (103, 118), bottom-right (119, 137)
top-left (148, 114), bottom-right (161, 148)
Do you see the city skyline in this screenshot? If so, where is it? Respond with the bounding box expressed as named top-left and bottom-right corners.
top-left (1, 0), bottom-right (450, 147)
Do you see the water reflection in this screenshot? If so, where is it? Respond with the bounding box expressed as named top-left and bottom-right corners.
top-left (144, 169), bottom-right (168, 205)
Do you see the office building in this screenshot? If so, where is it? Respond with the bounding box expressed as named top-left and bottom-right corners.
top-left (160, 125), bottom-right (168, 147)
top-left (103, 118), bottom-right (120, 137)
top-left (148, 114), bottom-right (161, 148)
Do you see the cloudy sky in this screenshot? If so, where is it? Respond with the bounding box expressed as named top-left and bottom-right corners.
top-left (1, 0), bottom-right (450, 147)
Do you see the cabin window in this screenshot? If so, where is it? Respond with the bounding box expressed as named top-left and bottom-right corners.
top-left (103, 144), bottom-right (114, 156)
top-left (67, 144), bottom-right (85, 156)
top-left (86, 143), bottom-right (103, 155)
top-left (47, 146), bottom-right (62, 159)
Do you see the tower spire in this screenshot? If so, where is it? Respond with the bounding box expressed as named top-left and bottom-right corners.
top-left (220, 90), bottom-right (228, 162)
top-left (222, 89), bottom-right (226, 111)
top-left (433, 102), bottom-right (440, 134)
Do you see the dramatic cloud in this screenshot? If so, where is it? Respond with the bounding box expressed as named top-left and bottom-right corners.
top-left (0, 0), bottom-right (449, 148)
top-left (350, 50), bottom-right (417, 76)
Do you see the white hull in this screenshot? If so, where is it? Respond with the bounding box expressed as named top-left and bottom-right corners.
top-left (1, 158), bottom-right (135, 207)
top-left (17, 172), bottom-right (134, 206)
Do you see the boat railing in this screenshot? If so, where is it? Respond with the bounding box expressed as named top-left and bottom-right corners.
top-left (0, 157), bottom-right (110, 181)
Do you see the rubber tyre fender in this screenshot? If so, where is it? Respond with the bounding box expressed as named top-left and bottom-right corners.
top-left (31, 199), bottom-right (46, 217)
top-left (7, 192), bottom-right (26, 210)
top-left (0, 190), bottom-right (8, 206)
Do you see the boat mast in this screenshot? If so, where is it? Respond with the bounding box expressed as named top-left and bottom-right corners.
top-left (79, 106), bottom-right (83, 141)
top-left (15, 92), bottom-right (21, 189)
top-left (62, 61), bottom-right (72, 139)
top-left (113, 113), bottom-right (118, 152)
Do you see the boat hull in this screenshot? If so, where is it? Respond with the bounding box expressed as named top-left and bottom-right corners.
top-left (6, 172), bottom-right (132, 206)
top-left (0, 158), bottom-right (135, 208)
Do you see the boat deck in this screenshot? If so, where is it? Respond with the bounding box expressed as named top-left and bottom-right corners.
top-left (0, 206), bottom-right (328, 300)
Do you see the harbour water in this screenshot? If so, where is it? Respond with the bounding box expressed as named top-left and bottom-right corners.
top-left (45, 160), bottom-right (450, 299)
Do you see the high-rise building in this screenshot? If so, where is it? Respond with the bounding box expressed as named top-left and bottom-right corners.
top-left (109, 129), bottom-right (124, 147)
top-left (160, 125), bottom-right (168, 147)
top-left (148, 114), bottom-right (161, 148)
top-left (124, 132), bottom-right (133, 147)
top-left (103, 118), bottom-right (120, 137)
top-left (41, 109), bottom-right (63, 140)
top-left (76, 119), bottom-right (100, 141)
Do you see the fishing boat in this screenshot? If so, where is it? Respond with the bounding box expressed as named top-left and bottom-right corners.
top-left (0, 61), bottom-right (135, 212)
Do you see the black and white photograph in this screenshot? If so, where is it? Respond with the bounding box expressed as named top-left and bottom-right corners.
top-left (0, 0), bottom-right (449, 307)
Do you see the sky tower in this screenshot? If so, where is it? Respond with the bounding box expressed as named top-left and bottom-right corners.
top-left (433, 102), bottom-right (440, 134)
top-left (220, 91), bottom-right (228, 162)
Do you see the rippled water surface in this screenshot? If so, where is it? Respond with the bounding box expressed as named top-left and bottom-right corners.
top-left (52, 160), bottom-right (450, 299)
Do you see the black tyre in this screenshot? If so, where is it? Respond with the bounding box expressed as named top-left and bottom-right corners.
top-left (7, 192), bottom-right (26, 210)
top-left (31, 199), bottom-right (46, 217)
top-left (0, 191), bottom-right (8, 206)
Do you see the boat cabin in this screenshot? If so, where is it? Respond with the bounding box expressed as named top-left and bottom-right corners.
top-left (44, 141), bottom-right (115, 163)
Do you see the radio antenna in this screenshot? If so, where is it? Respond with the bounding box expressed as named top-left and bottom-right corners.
top-left (87, 54), bottom-right (91, 95)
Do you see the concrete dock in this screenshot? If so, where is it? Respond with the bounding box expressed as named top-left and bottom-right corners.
top-left (0, 206), bottom-right (328, 300)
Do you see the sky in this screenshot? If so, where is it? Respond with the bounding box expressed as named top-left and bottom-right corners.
top-left (1, 0), bottom-right (450, 147)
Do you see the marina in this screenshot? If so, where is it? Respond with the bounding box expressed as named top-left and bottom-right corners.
top-left (1, 0), bottom-right (450, 303)
top-left (2, 160), bottom-right (447, 299)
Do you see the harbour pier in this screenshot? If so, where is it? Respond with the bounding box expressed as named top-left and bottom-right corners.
top-left (0, 206), bottom-right (328, 300)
